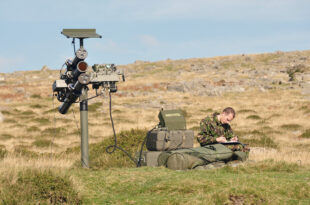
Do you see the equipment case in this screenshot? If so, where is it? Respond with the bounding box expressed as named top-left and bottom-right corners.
top-left (146, 128), bottom-right (194, 151)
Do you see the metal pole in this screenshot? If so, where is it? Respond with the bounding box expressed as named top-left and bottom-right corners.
top-left (80, 86), bottom-right (89, 168)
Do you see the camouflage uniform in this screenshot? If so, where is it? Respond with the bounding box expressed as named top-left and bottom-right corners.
top-left (197, 112), bottom-right (249, 154)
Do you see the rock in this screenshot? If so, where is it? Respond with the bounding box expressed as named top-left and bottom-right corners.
top-left (14, 87), bottom-right (25, 93)
top-left (41, 65), bottom-right (49, 72)
top-left (167, 83), bottom-right (185, 92)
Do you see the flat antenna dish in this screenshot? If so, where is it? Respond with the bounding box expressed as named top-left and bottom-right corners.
top-left (61, 29), bottom-right (102, 39)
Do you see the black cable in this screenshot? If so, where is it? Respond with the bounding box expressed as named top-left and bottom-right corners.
top-left (137, 127), bottom-right (155, 167)
top-left (72, 38), bottom-right (76, 54)
top-left (105, 92), bottom-right (138, 165)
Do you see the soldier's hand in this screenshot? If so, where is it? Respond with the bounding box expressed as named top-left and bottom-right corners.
top-left (216, 136), bottom-right (227, 143)
top-left (230, 136), bottom-right (239, 142)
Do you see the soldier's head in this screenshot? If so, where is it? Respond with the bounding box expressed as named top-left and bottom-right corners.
top-left (219, 107), bottom-right (235, 124)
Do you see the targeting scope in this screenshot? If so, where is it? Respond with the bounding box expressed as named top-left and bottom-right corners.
top-left (53, 29), bottom-right (124, 114)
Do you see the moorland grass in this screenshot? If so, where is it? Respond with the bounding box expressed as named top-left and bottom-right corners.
top-left (26, 126), bottom-right (40, 132)
top-left (280, 124), bottom-right (303, 130)
top-left (0, 146), bottom-right (7, 159)
top-left (246, 115), bottom-right (262, 120)
top-left (299, 129), bottom-right (310, 139)
top-left (32, 139), bottom-right (53, 148)
top-left (0, 169), bottom-right (81, 204)
top-left (238, 109), bottom-right (256, 113)
top-left (0, 134), bottom-right (14, 140)
top-left (88, 102), bottom-right (102, 112)
top-left (72, 160), bottom-right (310, 204)
top-left (65, 129), bottom-right (148, 169)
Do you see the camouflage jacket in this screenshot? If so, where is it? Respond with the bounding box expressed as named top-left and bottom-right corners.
top-left (197, 112), bottom-right (234, 146)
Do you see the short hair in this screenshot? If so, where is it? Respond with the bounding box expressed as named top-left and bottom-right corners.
top-left (222, 107), bottom-right (235, 118)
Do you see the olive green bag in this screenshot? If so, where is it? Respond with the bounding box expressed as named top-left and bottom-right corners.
top-left (158, 144), bottom-right (234, 170)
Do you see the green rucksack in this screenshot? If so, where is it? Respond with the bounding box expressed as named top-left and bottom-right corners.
top-left (158, 144), bottom-right (235, 170)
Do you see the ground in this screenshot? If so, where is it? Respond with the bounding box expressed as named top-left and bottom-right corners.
top-left (0, 50), bottom-right (309, 204)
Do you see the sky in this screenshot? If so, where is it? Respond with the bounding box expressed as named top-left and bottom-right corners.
top-left (0, 0), bottom-right (309, 73)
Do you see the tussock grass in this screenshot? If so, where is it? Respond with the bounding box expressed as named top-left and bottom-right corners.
top-left (238, 109), bottom-right (256, 113)
top-left (0, 146), bottom-right (7, 159)
top-left (43, 108), bottom-right (57, 114)
top-left (0, 134), bottom-right (14, 140)
top-left (31, 117), bottom-right (50, 124)
top-left (299, 129), bottom-right (310, 139)
top-left (26, 126), bottom-right (40, 132)
top-left (200, 108), bottom-right (213, 113)
top-left (30, 94), bottom-right (42, 99)
top-left (14, 145), bottom-right (39, 158)
top-left (22, 110), bottom-right (35, 115)
top-left (3, 118), bottom-right (17, 123)
top-left (66, 129), bottom-right (148, 169)
top-left (32, 139), bottom-right (53, 148)
top-left (88, 102), bottom-right (102, 112)
top-left (246, 115), bottom-right (262, 120)
top-left (0, 169), bottom-right (81, 204)
top-left (73, 160), bottom-right (310, 204)
top-left (243, 136), bottom-right (277, 148)
top-left (29, 104), bottom-right (46, 109)
top-left (42, 127), bottom-right (66, 137)
top-left (280, 124), bottom-right (303, 130)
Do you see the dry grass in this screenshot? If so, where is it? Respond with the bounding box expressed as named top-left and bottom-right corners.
top-left (0, 50), bottom-right (309, 169)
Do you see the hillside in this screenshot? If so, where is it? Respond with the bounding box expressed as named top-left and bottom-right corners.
top-left (0, 50), bottom-right (309, 204)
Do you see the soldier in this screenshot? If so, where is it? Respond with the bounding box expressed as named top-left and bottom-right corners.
top-left (197, 107), bottom-right (249, 156)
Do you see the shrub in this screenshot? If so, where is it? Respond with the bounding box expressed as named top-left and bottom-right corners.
top-left (0, 169), bottom-right (81, 204)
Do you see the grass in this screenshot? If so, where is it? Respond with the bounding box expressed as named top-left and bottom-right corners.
top-left (242, 135), bottom-right (277, 148)
top-left (0, 169), bottom-right (81, 204)
top-left (0, 134), bottom-right (14, 140)
top-left (26, 126), bottom-right (40, 132)
top-left (31, 117), bottom-right (50, 124)
top-left (246, 115), bottom-right (262, 120)
top-left (0, 146), bottom-right (7, 159)
top-left (30, 94), bottom-right (42, 99)
top-left (29, 104), bottom-right (46, 109)
top-left (13, 145), bottom-right (39, 158)
top-left (88, 102), bottom-right (102, 112)
top-left (66, 129), bottom-right (148, 169)
top-left (42, 127), bottom-right (66, 137)
top-left (280, 124), bottom-right (303, 130)
top-left (32, 139), bottom-right (53, 148)
top-left (72, 160), bottom-right (310, 204)
top-left (238, 109), bottom-right (256, 113)
top-left (22, 110), bottom-right (36, 115)
top-left (299, 129), bottom-right (310, 139)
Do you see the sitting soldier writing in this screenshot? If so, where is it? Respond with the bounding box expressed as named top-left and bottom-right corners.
top-left (197, 107), bottom-right (249, 157)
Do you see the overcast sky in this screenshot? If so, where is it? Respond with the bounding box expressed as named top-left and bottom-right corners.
top-left (0, 0), bottom-right (309, 73)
